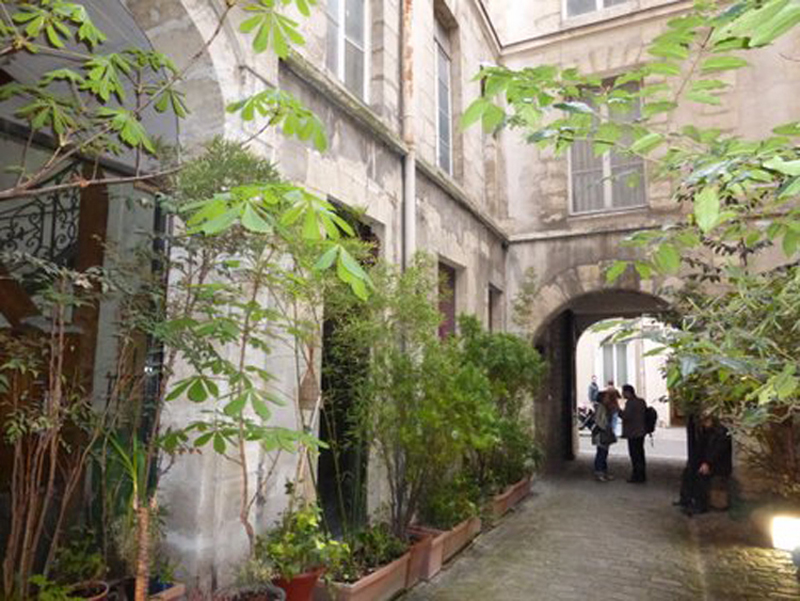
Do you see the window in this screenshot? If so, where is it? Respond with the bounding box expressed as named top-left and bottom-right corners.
top-left (326, 0), bottom-right (368, 100)
top-left (438, 262), bottom-right (457, 339)
top-left (569, 82), bottom-right (645, 214)
top-left (602, 342), bottom-right (629, 386)
top-left (566, 0), bottom-right (628, 18)
top-left (435, 20), bottom-right (453, 174)
top-left (488, 285), bottom-right (502, 332)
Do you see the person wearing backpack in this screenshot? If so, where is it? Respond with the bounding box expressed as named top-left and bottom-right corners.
top-left (620, 384), bottom-right (648, 483)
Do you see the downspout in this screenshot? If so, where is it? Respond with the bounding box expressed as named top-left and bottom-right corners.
top-left (401, 0), bottom-right (415, 269)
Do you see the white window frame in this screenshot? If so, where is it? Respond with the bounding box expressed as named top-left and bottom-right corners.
top-left (325, 0), bottom-right (370, 102)
top-left (602, 342), bottom-right (630, 387)
top-left (567, 83), bottom-right (646, 216)
top-left (435, 35), bottom-right (453, 175)
top-left (563, 0), bottom-right (629, 20)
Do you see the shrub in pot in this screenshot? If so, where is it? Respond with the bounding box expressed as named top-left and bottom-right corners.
top-left (258, 504), bottom-right (348, 601)
top-left (321, 523), bottom-right (410, 601)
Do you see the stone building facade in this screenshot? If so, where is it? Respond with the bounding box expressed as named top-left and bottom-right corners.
top-left (2, 0), bottom-right (799, 585)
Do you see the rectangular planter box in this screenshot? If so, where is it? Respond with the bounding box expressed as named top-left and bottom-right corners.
top-left (490, 476), bottom-right (531, 519)
top-left (404, 532), bottom-right (434, 588)
top-left (407, 515), bottom-right (482, 581)
top-left (441, 515), bottom-right (482, 565)
top-left (314, 552), bottom-right (410, 601)
top-left (407, 525), bottom-right (447, 581)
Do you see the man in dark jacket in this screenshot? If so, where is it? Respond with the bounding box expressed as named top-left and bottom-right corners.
top-left (620, 384), bottom-right (647, 483)
top-left (677, 414), bottom-right (732, 515)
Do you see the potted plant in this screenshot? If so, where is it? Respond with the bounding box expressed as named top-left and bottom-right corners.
top-left (410, 474), bottom-right (482, 578)
top-left (258, 504), bottom-right (348, 601)
top-left (318, 523), bottom-right (410, 601)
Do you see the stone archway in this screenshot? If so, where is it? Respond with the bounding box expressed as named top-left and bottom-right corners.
top-left (124, 0), bottom-right (238, 147)
top-left (524, 264), bottom-right (671, 468)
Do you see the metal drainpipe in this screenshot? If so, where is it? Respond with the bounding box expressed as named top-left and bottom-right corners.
top-left (401, 0), bottom-right (416, 269)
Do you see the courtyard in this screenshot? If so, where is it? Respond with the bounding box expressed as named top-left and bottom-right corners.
top-left (404, 457), bottom-right (800, 601)
top-left (2, 0), bottom-right (800, 599)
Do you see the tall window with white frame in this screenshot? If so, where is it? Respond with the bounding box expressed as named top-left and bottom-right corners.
top-left (569, 81), bottom-right (645, 214)
top-left (566, 0), bottom-right (628, 18)
top-left (435, 19), bottom-right (453, 174)
top-left (602, 342), bottom-right (629, 387)
top-left (326, 0), bottom-right (368, 100)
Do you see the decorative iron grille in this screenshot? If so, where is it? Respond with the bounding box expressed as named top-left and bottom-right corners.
top-left (0, 165), bottom-right (81, 268)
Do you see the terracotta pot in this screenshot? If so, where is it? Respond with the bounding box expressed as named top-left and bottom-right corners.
top-left (68, 581), bottom-right (109, 600)
top-left (313, 552), bottom-right (410, 601)
top-left (274, 568), bottom-right (324, 601)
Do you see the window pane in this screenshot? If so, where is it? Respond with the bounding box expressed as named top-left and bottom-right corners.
top-left (604, 0), bottom-right (628, 7)
top-left (567, 0), bottom-right (597, 16)
top-left (603, 345), bottom-right (614, 385)
top-left (611, 161), bottom-right (645, 208)
top-left (615, 343), bottom-right (628, 387)
top-left (570, 140), bottom-right (604, 212)
top-left (344, 40), bottom-right (364, 98)
top-left (326, 16), bottom-right (339, 74)
top-left (438, 263), bottom-right (457, 339)
top-left (345, 0), bottom-right (364, 47)
top-left (436, 44), bottom-right (451, 173)
top-left (326, 0), bottom-right (340, 18)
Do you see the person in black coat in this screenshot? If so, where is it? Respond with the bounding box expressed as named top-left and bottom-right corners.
top-left (677, 413), bottom-right (732, 515)
top-left (620, 384), bottom-right (647, 483)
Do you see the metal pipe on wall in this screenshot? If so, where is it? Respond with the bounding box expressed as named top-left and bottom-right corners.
top-left (401, 0), bottom-right (416, 269)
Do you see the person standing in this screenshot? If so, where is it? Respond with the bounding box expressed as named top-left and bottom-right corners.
top-left (591, 392), bottom-right (617, 482)
top-left (620, 384), bottom-right (647, 483)
top-left (588, 375), bottom-right (600, 404)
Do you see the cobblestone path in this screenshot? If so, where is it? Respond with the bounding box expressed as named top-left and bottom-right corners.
top-left (404, 456), bottom-right (800, 601)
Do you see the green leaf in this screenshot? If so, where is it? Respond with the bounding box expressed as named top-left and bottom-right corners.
top-left (213, 433), bottom-right (226, 454)
top-left (188, 378), bottom-right (208, 403)
top-left (224, 395), bottom-right (247, 416)
top-left (630, 132), bottom-right (664, 154)
top-left (686, 91), bottom-right (722, 105)
top-left (634, 261), bottom-right (652, 279)
top-left (783, 229), bottom-right (799, 256)
top-left (606, 260), bottom-right (628, 283)
top-left (553, 101), bottom-right (595, 115)
top-left (764, 156), bottom-right (800, 176)
top-left (643, 101), bottom-right (678, 118)
top-left (481, 104), bottom-right (505, 131)
top-left (694, 187), bottom-right (720, 233)
top-left (241, 204), bottom-right (272, 233)
top-left (462, 99), bottom-right (488, 128)
top-left (313, 245), bottom-right (339, 271)
top-left (700, 56), bottom-right (749, 73)
top-left (653, 243), bottom-right (681, 274)
top-left (252, 397), bottom-right (272, 420)
top-left (773, 122), bottom-right (800, 136)
top-left (646, 62), bottom-right (682, 76)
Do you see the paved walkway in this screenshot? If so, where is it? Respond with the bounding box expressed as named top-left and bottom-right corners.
top-left (404, 457), bottom-right (800, 601)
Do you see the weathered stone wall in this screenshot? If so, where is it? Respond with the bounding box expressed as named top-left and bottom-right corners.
top-left (116, 0), bottom-right (507, 586)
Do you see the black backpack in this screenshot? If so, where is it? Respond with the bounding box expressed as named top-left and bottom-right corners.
top-left (645, 406), bottom-right (658, 435)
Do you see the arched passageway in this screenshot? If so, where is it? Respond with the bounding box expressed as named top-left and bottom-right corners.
top-left (533, 289), bottom-right (671, 468)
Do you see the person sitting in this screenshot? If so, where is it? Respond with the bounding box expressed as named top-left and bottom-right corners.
top-left (676, 413), bottom-right (732, 515)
